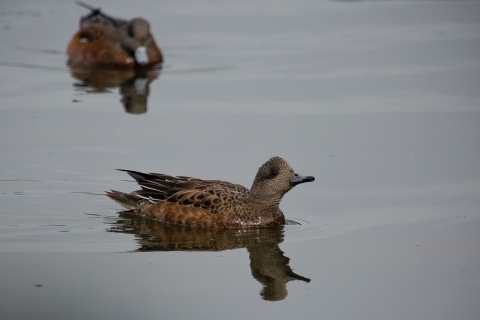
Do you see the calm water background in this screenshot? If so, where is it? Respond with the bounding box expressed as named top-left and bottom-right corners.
top-left (1, 0), bottom-right (479, 319)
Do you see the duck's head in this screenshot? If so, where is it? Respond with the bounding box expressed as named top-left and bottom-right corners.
top-left (250, 157), bottom-right (314, 205)
top-left (124, 18), bottom-right (152, 66)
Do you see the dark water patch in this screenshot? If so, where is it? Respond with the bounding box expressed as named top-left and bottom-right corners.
top-left (68, 191), bottom-right (104, 196)
top-left (0, 178), bottom-right (39, 182)
top-left (15, 46), bottom-right (64, 55)
top-left (83, 213), bottom-right (103, 217)
top-left (161, 65), bottom-right (233, 74)
top-left (0, 10), bottom-right (42, 18)
top-left (0, 61), bottom-right (66, 71)
top-left (39, 224), bottom-right (65, 227)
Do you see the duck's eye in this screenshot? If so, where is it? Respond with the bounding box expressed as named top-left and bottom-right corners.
top-left (270, 170), bottom-right (278, 177)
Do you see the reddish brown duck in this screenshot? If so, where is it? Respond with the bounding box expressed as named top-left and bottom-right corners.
top-left (106, 157), bottom-right (315, 228)
top-left (67, 2), bottom-right (163, 67)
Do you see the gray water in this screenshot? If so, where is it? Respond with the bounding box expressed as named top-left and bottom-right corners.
top-left (1, 0), bottom-right (479, 319)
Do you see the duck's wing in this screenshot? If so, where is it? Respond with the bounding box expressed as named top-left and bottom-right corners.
top-left (118, 170), bottom-right (248, 215)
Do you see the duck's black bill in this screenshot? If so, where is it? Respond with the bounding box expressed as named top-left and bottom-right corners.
top-left (290, 173), bottom-right (315, 186)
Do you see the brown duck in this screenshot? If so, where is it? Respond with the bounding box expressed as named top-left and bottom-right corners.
top-left (106, 157), bottom-right (314, 228)
top-left (67, 2), bottom-right (163, 67)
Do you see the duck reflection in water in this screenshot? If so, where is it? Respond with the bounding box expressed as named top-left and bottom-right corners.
top-left (107, 212), bottom-right (311, 301)
top-left (69, 66), bottom-right (159, 114)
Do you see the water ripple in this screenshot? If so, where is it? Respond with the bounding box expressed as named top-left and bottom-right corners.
top-left (283, 211), bottom-right (331, 243)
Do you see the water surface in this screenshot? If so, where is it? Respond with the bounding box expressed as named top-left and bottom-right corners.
top-left (0, 0), bottom-right (479, 319)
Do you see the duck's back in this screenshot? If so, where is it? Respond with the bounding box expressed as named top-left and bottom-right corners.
top-left (107, 171), bottom-right (254, 228)
top-left (67, 24), bottom-right (126, 67)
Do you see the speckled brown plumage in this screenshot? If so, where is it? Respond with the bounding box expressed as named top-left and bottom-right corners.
top-left (106, 157), bottom-right (315, 228)
top-left (67, 2), bottom-right (163, 68)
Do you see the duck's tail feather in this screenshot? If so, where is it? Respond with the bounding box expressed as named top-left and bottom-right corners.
top-left (76, 1), bottom-right (119, 27)
top-left (105, 190), bottom-right (139, 211)
top-left (76, 1), bottom-right (98, 12)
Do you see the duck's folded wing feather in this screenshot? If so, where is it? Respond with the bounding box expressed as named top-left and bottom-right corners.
top-left (118, 169), bottom-right (244, 215)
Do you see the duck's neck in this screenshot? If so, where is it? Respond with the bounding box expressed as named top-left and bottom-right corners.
top-left (248, 188), bottom-right (282, 207)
